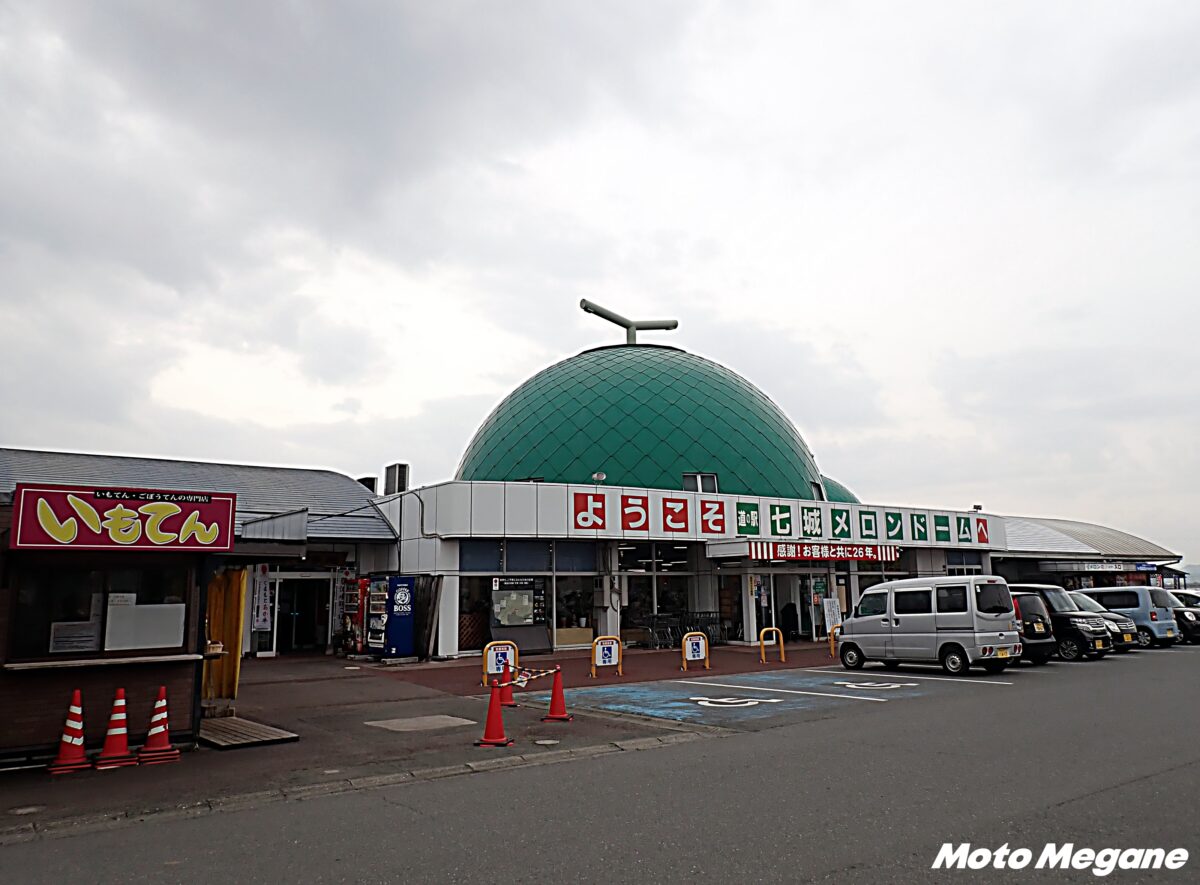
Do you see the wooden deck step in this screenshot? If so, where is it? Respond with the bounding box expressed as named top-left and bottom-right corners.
top-left (199, 716), bottom-right (299, 750)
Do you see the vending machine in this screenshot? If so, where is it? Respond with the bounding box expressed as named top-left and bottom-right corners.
top-left (383, 575), bottom-right (416, 659)
top-left (366, 576), bottom-right (389, 654)
top-left (365, 574), bottom-right (416, 659)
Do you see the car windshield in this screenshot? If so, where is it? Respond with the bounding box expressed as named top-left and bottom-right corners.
top-left (1041, 587), bottom-right (1079, 613)
top-left (1014, 595), bottom-right (1048, 617)
top-left (1150, 589), bottom-right (1183, 608)
top-left (1071, 593), bottom-right (1105, 614)
top-left (974, 581), bottom-right (1012, 614)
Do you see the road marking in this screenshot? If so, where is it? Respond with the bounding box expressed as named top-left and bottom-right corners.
top-left (689, 697), bottom-right (783, 708)
top-left (832, 681), bottom-right (919, 690)
top-left (676, 679), bottom-right (888, 702)
top-left (791, 668), bottom-right (1012, 686)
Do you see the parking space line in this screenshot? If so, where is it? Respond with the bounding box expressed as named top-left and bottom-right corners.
top-left (790, 668), bottom-right (1012, 686)
top-left (675, 679), bottom-right (889, 702)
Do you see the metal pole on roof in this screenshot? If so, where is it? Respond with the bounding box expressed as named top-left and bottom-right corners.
top-left (580, 299), bottom-right (678, 345)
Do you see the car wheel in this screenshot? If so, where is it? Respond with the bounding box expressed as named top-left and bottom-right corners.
top-left (840, 644), bottom-right (864, 670)
top-left (940, 645), bottom-right (969, 675)
top-left (982, 661), bottom-right (1006, 674)
top-left (1058, 637), bottom-right (1083, 661)
top-left (1136, 627), bottom-right (1153, 648)
top-left (882, 660), bottom-right (901, 670)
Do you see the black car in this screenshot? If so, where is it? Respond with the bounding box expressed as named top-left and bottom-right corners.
top-left (1158, 589), bottom-right (1200, 644)
top-left (1070, 591), bottom-right (1139, 653)
top-left (1011, 592), bottom-right (1056, 665)
top-left (1009, 584), bottom-right (1113, 661)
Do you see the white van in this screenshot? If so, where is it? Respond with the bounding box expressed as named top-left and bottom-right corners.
top-left (838, 576), bottom-right (1021, 675)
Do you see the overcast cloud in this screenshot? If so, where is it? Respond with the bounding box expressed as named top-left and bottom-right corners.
top-left (2, 1), bottom-right (1198, 560)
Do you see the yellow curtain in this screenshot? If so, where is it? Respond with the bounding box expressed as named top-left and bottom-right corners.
top-left (203, 568), bottom-right (247, 702)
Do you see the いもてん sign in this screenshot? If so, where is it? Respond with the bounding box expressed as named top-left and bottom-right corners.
top-left (10, 484), bottom-right (237, 552)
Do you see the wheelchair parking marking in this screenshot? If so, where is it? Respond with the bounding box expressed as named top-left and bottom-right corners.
top-left (793, 667), bottom-right (1012, 686)
top-left (832, 681), bottom-right (919, 690)
top-left (690, 697), bottom-right (782, 708)
top-left (676, 679), bottom-right (888, 702)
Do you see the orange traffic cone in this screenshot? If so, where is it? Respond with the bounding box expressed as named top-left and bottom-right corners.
top-left (95, 688), bottom-right (138, 770)
top-left (137, 686), bottom-right (180, 765)
top-left (542, 665), bottom-right (573, 722)
top-left (48, 689), bottom-right (91, 774)
top-left (475, 679), bottom-right (514, 747)
top-left (499, 662), bottom-right (518, 707)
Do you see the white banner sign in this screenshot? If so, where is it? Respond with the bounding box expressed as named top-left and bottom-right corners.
top-left (561, 485), bottom-right (1004, 550)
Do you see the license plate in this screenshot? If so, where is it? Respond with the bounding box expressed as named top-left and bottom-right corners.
top-left (1094, 640), bottom-right (1103, 649)
top-left (1123, 634), bottom-right (1132, 642)
top-left (1167, 630), bottom-right (1174, 637)
top-left (997, 648), bottom-right (1009, 659)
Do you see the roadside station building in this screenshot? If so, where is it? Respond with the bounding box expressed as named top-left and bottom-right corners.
top-left (380, 311), bottom-right (1184, 660)
top-left (1, 305), bottom-right (1186, 757)
top-left (0, 448), bottom-right (394, 760)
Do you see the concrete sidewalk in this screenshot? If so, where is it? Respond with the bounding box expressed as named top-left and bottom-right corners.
top-left (0, 641), bottom-right (831, 839)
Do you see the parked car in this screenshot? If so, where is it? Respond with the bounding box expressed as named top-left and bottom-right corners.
top-left (1010, 592), bottom-right (1057, 665)
top-left (1078, 586), bottom-right (1178, 648)
top-left (1172, 589), bottom-right (1200, 608)
top-left (1155, 590), bottom-right (1200, 645)
top-left (839, 576), bottom-right (1020, 675)
top-left (1009, 584), bottom-right (1112, 661)
top-left (1069, 591), bottom-right (1139, 653)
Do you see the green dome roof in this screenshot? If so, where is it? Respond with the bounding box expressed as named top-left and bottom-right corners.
top-left (821, 476), bottom-right (861, 504)
top-left (456, 345), bottom-right (825, 499)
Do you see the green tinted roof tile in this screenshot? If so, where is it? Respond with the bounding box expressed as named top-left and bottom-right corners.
top-left (456, 345), bottom-right (827, 499)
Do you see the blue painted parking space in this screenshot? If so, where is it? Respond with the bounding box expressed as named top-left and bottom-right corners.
top-left (529, 668), bottom-right (955, 728)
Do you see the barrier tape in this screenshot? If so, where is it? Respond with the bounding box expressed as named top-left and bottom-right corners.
top-left (497, 667), bottom-right (558, 688)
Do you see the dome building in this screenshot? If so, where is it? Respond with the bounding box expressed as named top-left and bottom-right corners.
top-left (380, 303), bottom-right (1020, 659)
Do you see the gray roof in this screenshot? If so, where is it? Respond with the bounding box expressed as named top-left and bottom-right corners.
top-left (1001, 515), bottom-right (1177, 560)
top-left (0, 448), bottom-right (395, 542)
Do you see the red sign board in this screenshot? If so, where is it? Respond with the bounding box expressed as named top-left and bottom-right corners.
top-left (747, 541), bottom-right (900, 562)
top-left (10, 484), bottom-right (237, 552)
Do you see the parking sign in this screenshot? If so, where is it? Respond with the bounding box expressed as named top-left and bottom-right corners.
top-left (590, 636), bottom-right (623, 678)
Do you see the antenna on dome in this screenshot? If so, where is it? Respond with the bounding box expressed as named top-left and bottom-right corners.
top-left (579, 299), bottom-right (678, 345)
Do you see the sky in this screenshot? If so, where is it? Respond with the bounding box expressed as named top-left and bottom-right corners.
top-left (1, 1), bottom-right (1198, 561)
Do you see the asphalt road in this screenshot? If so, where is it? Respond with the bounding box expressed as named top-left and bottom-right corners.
top-left (3, 646), bottom-right (1198, 884)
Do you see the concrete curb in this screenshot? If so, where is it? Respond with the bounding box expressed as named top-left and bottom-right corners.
top-left (0, 731), bottom-right (721, 845)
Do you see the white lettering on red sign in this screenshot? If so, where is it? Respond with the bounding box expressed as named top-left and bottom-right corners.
top-left (621, 494), bottom-right (648, 531)
top-left (700, 500), bottom-right (726, 534)
top-left (976, 518), bottom-right (989, 544)
top-left (661, 498), bottom-right (690, 533)
top-left (573, 493), bottom-right (606, 530)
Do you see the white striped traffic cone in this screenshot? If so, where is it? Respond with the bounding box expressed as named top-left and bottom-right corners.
top-left (95, 688), bottom-right (138, 769)
top-left (48, 689), bottom-right (91, 774)
top-left (137, 685), bottom-right (180, 765)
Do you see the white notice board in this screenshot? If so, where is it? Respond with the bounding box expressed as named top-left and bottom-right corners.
top-left (822, 598), bottom-right (843, 630)
top-left (104, 596), bottom-right (186, 651)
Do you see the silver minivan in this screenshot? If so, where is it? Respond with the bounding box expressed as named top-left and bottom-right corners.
top-left (838, 575), bottom-right (1021, 675)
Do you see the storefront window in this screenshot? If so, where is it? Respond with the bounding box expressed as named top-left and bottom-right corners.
top-left (457, 577), bottom-right (492, 651)
top-left (554, 576), bottom-right (594, 646)
top-left (617, 542), bottom-right (654, 572)
top-left (655, 543), bottom-right (692, 572)
top-left (505, 541), bottom-right (551, 572)
top-left (656, 575), bottom-right (689, 614)
top-left (554, 541), bottom-right (597, 572)
top-left (459, 540), bottom-right (502, 572)
top-left (10, 560), bottom-right (190, 660)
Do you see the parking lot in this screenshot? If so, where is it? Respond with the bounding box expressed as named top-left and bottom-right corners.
top-left (540, 644), bottom-right (1200, 732)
